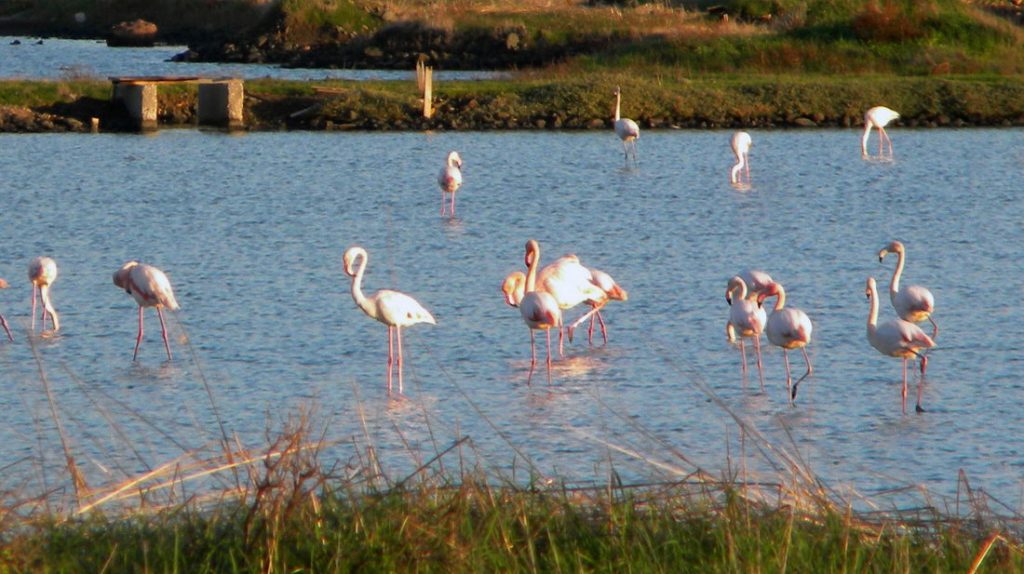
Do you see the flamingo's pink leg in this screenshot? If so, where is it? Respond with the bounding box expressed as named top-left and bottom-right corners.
top-left (133, 306), bottom-right (145, 361)
top-left (386, 326), bottom-right (395, 394)
top-left (396, 326), bottom-right (404, 394)
top-left (157, 307), bottom-right (172, 361)
top-left (0, 312), bottom-right (12, 342)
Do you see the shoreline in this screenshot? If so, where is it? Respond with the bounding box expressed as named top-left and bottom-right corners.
top-left (3, 75), bottom-right (1024, 133)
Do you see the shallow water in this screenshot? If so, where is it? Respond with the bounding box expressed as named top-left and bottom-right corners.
top-left (0, 127), bottom-right (1022, 510)
top-left (0, 35), bottom-right (503, 81)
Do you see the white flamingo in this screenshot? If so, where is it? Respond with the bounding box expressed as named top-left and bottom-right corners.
top-left (537, 253), bottom-right (606, 355)
top-left (343, 246), bottom-right (435, 394)
top-left (28, 256), bottom-right (59, 332)
top-left (726, 276), bottom-right (767, 390)
top-left (862, 106), bottom-right (899, 158)
top-left (437, 151), bottom-right (463, 216)
top-left (730, 131), bottom-right (752, 184)
top-left (878, 240), bottom-right (937, 338)
top-left (759, 282), bottom-right (813, 404)
top-left (113, 261), bottom-right (180, 361)
top-left (520, 240), bottom-right (563, 383)
top-left (566, 267), bottom-right (628, 345)
top-left (0, 278), bottom-right (13, 341)
top-left (614, 86), bottom-right (640, 164)
top-left (865, 277), bottom-right (936, 414)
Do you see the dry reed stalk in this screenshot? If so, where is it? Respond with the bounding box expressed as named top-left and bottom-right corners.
top-left (27, 333), bottom-right (87, 504)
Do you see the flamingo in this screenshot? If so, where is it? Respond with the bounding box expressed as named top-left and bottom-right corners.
top-left (566, 267), bottom-right (628, 345)
top-left (737, 269), bottom-right (773, 301)
top-left (28, 256), bottom-right (59, 332)
top-left (520, 240), bottom-right (563, 383)
top-left (878, 240), bottom-right (937, 338)
top-left (437, 151), bottom-right (463, 216)
top-left (862, 106), bottom-right (899, 158)
top-left (865, 277), bottom-right (935, 414)
top-left (613, 86), bottom-right (640, 164)
top-left (730, 131), bottom-right (752, 185)
top-left (113, 261), bottom-right (180, 360)
top-left (0, 278), bottom-right (13, 341)
top-left (343, 246), bottom-right (435, 394)
top-left (758, 282), bottom-right (813, 404)
top-left (501, 270), bottom-right (526, 308)
top-left (726, 276), bottom-right (767, 390)
top-left (537, 253), bottom-right (606, 355)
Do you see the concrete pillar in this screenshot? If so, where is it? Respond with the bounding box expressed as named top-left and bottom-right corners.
top-left (114, 82), bottom-right (158, 129)
top-left (198, 80), bottom-right (244, 128)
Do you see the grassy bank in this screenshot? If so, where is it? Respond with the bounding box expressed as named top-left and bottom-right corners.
top-left (3, 419), bottom-right (1022, 573)
top-left (4, 74), bottom-right (1024, 132)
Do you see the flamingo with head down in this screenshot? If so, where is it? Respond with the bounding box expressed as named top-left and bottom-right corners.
top-left (730, 131), bottom-right (752, 185)
top-left (862, 106), bottom-right (899, 158)
top-left (28, 256), bottom-right (59, 332)
top-left (113, 261), bottom-right (180, 360)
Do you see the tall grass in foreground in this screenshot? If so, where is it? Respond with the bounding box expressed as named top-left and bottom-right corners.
top-left (1, 403), bottom-right (1021, 573)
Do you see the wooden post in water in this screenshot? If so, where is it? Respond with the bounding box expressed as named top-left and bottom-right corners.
top-left (422, 66), bottom-right (433, 119)
top-left (416, 60), bottom-right (426, 92)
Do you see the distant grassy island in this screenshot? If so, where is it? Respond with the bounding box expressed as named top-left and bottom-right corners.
top-left (2, 0), bottom-right (1024, 131)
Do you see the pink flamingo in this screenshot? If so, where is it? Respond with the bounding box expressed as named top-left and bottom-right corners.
top-left (566, 267), bottom-right (628, 345)
top-left (28, 256), bottom-right (60, 332)
top-left (726, 275), bottom-right (767, 390)
top-left (614, 86), bottom-right (640, 164)
top-left (730, 131), bottom-right (752, 185)
top-left (520, 240), bottom-right (563, 383)
top-left (865, 277), bottom-right (936, 414)
top-left (862, 106), bottom-right (899, 158)
top-left (343, 246), bottom-right (435, 394)
top-left (113, 261), bottom-right (180, 360)
top-left (758, 282), bottom-right (813, 404)
top-left (437, 151), bottom-right (463, 216)
top-left (878, 240), bottom-right (937, 338)
top-left (0, 278), bottom-right (13, 341)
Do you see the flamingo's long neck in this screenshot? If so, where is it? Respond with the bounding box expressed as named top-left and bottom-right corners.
top-left (728, 278), bottom-right (747, 303)
top-left (861, 122), bottom-right (873, 154)
top-left (773, 285), bottom-right (787, 311)
top-left (889, 248), bottom-right (905, 304)
top-left (866, 279), bottom-right (879, 335)
top-left (349, 251), bottom-right (377, 320)
top-left (525, 244), bottom-right (540, 294)
top-left (614, 91), bottom-right (621, 122)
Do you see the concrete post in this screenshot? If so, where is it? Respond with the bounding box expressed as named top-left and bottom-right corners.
top-left (198, 80), bottom-right (244, 128)
top-left (114, 82), bottom-right (158, 129)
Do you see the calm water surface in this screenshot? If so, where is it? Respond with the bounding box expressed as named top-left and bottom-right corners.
top-left (0, 36), bottom-right (504, 81)
top-left (0, 127), bottom-right (1022, 511)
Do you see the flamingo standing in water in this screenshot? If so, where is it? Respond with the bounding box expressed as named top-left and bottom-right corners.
top-left (437, 151), bottom-right (463, 216)
top-left (758, 282), bottom-right (813, 404)
top-left (343, 246), bottom-right (435, 395)
top-left (878, 240), bottom-right (937, 338)
top-left (730, 131), bottom-right (752, 185)
top-left (520, 240), bottom-right (563, 383)
top-left (113, 261), bottom-right (180, 360)
top-left (726, 276), bottom-right (767, 390)
top-left (613, 86), bottom-right (640, 164)
top-left (537, 253), bottom-right (606, 355)
top-left (28, 256), bottom-right (59, 332)
top-left (566, 267), bottom-right (628, 345)
top-left (0, 278), bottom-right (13, 341)
top-left (865, 277), bottom-right (935, 414)
top-left (862, 106), bottom-right (899, 158)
